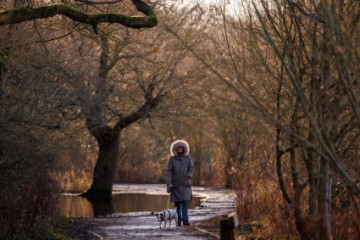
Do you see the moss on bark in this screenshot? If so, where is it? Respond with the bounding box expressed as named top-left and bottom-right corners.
top-left (0, 0), bottom-right (157, 29)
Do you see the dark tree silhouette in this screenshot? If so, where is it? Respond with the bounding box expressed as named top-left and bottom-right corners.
top-left (1, 0), bottom-right (159, 200)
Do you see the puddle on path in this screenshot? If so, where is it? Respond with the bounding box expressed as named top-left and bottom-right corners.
top-left (57, 193), bottom-right (204, 218)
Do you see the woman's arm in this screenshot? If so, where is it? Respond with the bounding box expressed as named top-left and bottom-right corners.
top-left (187, 156), bottom-right (195, 178)
top-left (166, 157), bottom-right (174, 185)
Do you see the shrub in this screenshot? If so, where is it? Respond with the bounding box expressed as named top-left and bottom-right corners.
top-left (0, 171), bottom-right (62, 239)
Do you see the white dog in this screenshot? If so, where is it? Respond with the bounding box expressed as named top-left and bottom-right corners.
top-left (155, 208), bottom-right (178, 229)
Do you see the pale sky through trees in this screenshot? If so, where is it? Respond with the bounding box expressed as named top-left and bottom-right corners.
top-left (185, 0), bottom-right (244, 16)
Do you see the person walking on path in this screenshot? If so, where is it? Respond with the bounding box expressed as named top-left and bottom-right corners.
top-left (166, 139), bottom-right (195, 226)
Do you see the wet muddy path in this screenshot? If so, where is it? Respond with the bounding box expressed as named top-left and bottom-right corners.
top-left (73, 184), bottom-right (236, 240)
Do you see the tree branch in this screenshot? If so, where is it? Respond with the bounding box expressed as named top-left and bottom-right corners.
top-left (75, 0), bottom-right (125, 5)
top-left (114, 94), bottom-right (162, 132)
top-left (0, 0), bottom-right (157, 29)
top-left (286, 0), bottom-right (325, 24)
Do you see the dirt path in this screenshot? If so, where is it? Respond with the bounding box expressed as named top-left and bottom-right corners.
top-left (74, 184), bottom-right (237, 240)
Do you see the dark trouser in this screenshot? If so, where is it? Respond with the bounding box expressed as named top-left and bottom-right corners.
top-left (175, 200), bottom-right (189, 223)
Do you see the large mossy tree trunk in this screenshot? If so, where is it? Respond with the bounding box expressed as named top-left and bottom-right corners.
top-left (81, 126), bottom-right (120, 199)
top-left (80, 28), bottom-right (161, 200)
top-left (81, 94), bottom-right (161, 200)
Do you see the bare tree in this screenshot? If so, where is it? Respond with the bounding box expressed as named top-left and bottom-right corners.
top-left (1, 0), bottom-right (212, 200)
top-left (172, 0), bottom-right (360, 238)
top-left (252, 1), bottom-right (360, 238)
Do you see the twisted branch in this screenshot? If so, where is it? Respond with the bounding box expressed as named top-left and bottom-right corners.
top-left (0, 0), bottom-right (157, 29)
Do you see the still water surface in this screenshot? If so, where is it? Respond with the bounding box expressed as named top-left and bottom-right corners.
top-left (57, 193), bottom-right (203, 218)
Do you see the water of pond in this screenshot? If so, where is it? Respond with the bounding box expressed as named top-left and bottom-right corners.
top-left (57, 193), bottom-right (204, 218)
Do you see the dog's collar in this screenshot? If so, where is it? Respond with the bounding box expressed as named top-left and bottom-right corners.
top-left (160, 209), bottom-right (173, 221)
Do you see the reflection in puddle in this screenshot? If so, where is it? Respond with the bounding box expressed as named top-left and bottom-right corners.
top-left (57, 193), bottom-right (204, 218)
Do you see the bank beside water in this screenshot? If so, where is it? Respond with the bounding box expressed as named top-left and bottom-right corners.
top-left (57, 191), bottom-right (204, 218)
top-left (66, 184), bottom-right (237, 240)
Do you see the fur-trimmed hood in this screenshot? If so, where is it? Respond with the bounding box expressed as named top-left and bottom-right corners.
top-left (170, 140), bottom-right (190, 156)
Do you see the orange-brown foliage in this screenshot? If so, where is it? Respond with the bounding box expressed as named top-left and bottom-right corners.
top-left (233, 165), bottom-right (300, 239)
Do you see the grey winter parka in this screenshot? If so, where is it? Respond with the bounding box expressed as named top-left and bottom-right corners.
top-left (166, 140), bottom-right (195, 202)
